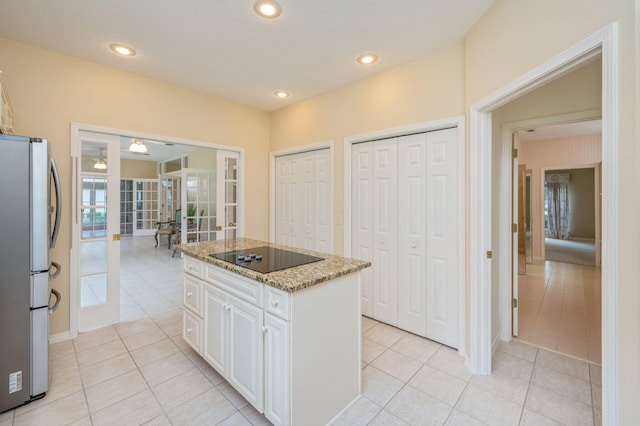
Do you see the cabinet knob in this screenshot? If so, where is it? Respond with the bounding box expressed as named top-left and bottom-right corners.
top-left (187, 292), bottom-right (193, 298)
top-left (262, 326), bottom-right (268, 333)
top-left (187, 263), bottom-right (192, 268)
top-left (271, 299), bottom-right (279, 307)
top-left (411, 243), bottom-right (417, 248)
top-left (225, 304), bottom-right (231, 311)
top-left (186, 328), bottom-right (192, 334)
top-left (380, 239), bottom-right (384, 245)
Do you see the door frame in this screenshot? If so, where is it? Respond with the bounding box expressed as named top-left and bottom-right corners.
top-left (70, 122), bottom-right (245, 338)
top-left (269, 141), bottom-right (335, 253)
top-left (343, 116), bottom-right (466, 357)
top-left (469, 23), bottom-right (618, 424)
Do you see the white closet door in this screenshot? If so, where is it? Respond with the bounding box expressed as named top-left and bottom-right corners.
top-left (301, 154), bottom-right (315, 251)
top-left (397, 134), bottom-right (428, 336)
top-left (275, 149), bottom-right (331, 253)
top-left (275, 154), bottom-right (302, 248)
top-left (425, 128), bottom-right (458, 348)
top-left (372, 138), bottom-right (398, 325)
top-left (314, 150), bottom-right (331, 254)
top-left (351, 143), bottom-right (374, 317)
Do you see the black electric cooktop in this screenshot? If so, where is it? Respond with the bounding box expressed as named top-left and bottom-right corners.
top-left (210, 246), bottom-right (324, 274)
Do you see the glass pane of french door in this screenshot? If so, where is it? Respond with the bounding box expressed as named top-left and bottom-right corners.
top-left (78, 131), bottom-right (120, 331)
top-left (182, 169), bottom-right (217, 243)
top-left (133, 179), bottom-right (159, 236)
top-left (217, 151), bottom-right (240, 240)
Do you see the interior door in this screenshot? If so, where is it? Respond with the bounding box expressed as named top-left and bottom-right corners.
top-left (217, 150), bottom-right (241, 240)
top-left (425, 128), bottom-right (459, 348)
top-left (511, 135), bottom-right (520, 336)
top-left (397, 133), bottom-right (428, 336)
top-left (372, 138), bottom-right (398, 326)
top-left (77, 131), bottom-right (120, 331)
top-left (351, 143), bottom-right (374, 317)
top-left (517, 165), bottom-right (527, 274)
top-left (159, 173), bottom-right (180, 224)
top-left (275, 153), bottom-right (300, 247)
top-left (274, 149), bottom-right (331, 252)
top-left (181, 169), bottom-right (216, 243)
top-left (133, 179), bottom-right (159, 236)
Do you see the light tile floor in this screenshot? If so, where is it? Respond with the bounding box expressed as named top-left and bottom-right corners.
top-left (0, 237), bottom-right (602, 425)
top-left (515, 260), bottom-right (601, 364)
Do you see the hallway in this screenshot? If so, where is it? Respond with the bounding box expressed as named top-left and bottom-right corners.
top-left (515, 261), bottom-right (601, 364)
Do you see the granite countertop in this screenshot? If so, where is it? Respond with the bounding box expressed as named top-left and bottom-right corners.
top-left (174, 238), bottom-right (371, 292)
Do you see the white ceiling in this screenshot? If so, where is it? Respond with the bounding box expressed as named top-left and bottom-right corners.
top-left (517, 120), bottom-right (602, 142)
top-left (0, 0), bottom-right (494, 111)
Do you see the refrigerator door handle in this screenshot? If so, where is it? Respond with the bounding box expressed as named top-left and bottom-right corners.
top-left (50, 158), bottom-right (61, 248)
top-left (49, 261), bottom-right (61, 280)
top-left (49, 289), bottom-right (61, 314)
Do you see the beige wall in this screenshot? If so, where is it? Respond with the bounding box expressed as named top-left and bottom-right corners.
top-left (187, 147), bottom-right (217, 169)
top-left (519, 134), bottom-right (601, 258)
top-left (466, 0), bottom-right (638, 421)
top-left (0, 37), bottom-right (270, 335)
top-left (270, 45), bottom-right (466, 255)
top-left (564, 167), bottom-right (596, 239)
top-left (121, 159), bottom-right (158, 179)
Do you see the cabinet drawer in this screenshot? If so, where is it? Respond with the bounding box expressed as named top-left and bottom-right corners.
top-left (184, 275), bottom-right (203, 316)
top-left (264, 286), bottom-right (290, 321)
top-left (205, 264), bottom-right (263, 307)
top-left (183, 309), bottom-right (202, 355)
top-left (184, 256), bottom-right (203, 278)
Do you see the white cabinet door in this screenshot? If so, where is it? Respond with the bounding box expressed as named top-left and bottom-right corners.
top-left (397, 134), bottom-right (428, 336)
top-left (264, 314), bottom-right (290, 426)
top-left (351, 143), bottom-right (374, 317)
top-left (202, 283), bottom-right (228, 376)
top-left (425, 128), bottom-right (459, 348)
top-left (372, 138), bottom-right (398, 325)
top-left (228, 295), bottom-right (264, 412)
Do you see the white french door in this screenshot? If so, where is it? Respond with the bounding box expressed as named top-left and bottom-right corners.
top-left (76, 131), bottom-right (120, 331)
top-left (133, 179), bottom-right (159, 236)
top-left (217, 150), bottom-right (241, 240)
top-left (159, 173), bottom-right (180, 224)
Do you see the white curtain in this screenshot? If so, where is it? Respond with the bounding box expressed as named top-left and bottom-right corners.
top-left (546, 173), bottom-right (570, 240)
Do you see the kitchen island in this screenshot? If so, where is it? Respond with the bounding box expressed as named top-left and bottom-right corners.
top-left (175, 238), bottom-right (370, 426)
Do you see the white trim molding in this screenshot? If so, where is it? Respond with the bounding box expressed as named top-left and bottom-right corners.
top-left (268, 141), bottom-right (335, 253)
top-left (468, 23), bottom-right (619, 425)
top-left (343, 116), bottom-right (466, 358)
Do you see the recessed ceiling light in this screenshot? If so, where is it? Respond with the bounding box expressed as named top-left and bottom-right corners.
top-left (274, 90), bottom-right (290, 98)
top-left (254, 1), bottom-right (281, 18)
top-left (109, 44), bottom-right (136, 56)
top-left (357, 53), bottom-right (378, 65)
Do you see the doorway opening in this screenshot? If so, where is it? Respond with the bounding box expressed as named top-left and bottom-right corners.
top-left (71, 124), bottom-right (244, 336)
top-left (512, 122), bottom-right (602, 364)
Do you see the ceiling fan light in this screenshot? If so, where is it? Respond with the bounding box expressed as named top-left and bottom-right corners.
top-left (129, 138), bottom-right (148, 153)
top-left (93, 158), bottom-right (107, 170)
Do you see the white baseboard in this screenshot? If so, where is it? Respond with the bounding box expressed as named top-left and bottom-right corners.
top-left (49, 331), bottom-right (72, 344)
top-left (492, 333), bottom-right (501, 355)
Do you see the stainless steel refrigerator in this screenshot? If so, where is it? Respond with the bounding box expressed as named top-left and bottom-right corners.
top-left (0, 134), bottom-right (61, 413)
